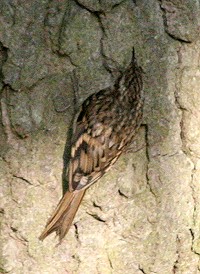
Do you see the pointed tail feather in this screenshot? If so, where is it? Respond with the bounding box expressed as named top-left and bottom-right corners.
top-left (39, 189), bottom-right (85, 242)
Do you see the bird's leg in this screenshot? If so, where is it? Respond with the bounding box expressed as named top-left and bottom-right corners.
top-left (125, 127), bottom-right (146, 154)
top-left (125, 143), bottom-right (146, 154)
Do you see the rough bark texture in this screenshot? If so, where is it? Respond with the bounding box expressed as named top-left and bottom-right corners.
top-left (0, 0), bottom-right (200, 273)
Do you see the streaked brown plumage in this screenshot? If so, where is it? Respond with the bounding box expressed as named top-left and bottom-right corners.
top-left (39, 49), bottom-right (143, 243)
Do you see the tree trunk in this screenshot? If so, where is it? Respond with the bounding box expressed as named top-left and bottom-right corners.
top-left (1, 1), bottom-right (200, 273)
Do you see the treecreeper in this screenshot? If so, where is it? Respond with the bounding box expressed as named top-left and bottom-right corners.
top-left (39, 48), bottom-right (144, 243)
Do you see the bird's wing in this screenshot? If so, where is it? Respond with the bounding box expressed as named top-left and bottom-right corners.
top-left (68, 122), bottom-right (122, 192)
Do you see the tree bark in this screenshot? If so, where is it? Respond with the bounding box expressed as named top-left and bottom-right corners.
top-left (0, 0), bottom-right (200, 273)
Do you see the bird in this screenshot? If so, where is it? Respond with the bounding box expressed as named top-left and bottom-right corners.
top-left (39, 48), bottom-right (143, 243)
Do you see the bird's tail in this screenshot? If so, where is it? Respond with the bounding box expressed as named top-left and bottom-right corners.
top-left (39, 189), bottom-right (86, 243)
